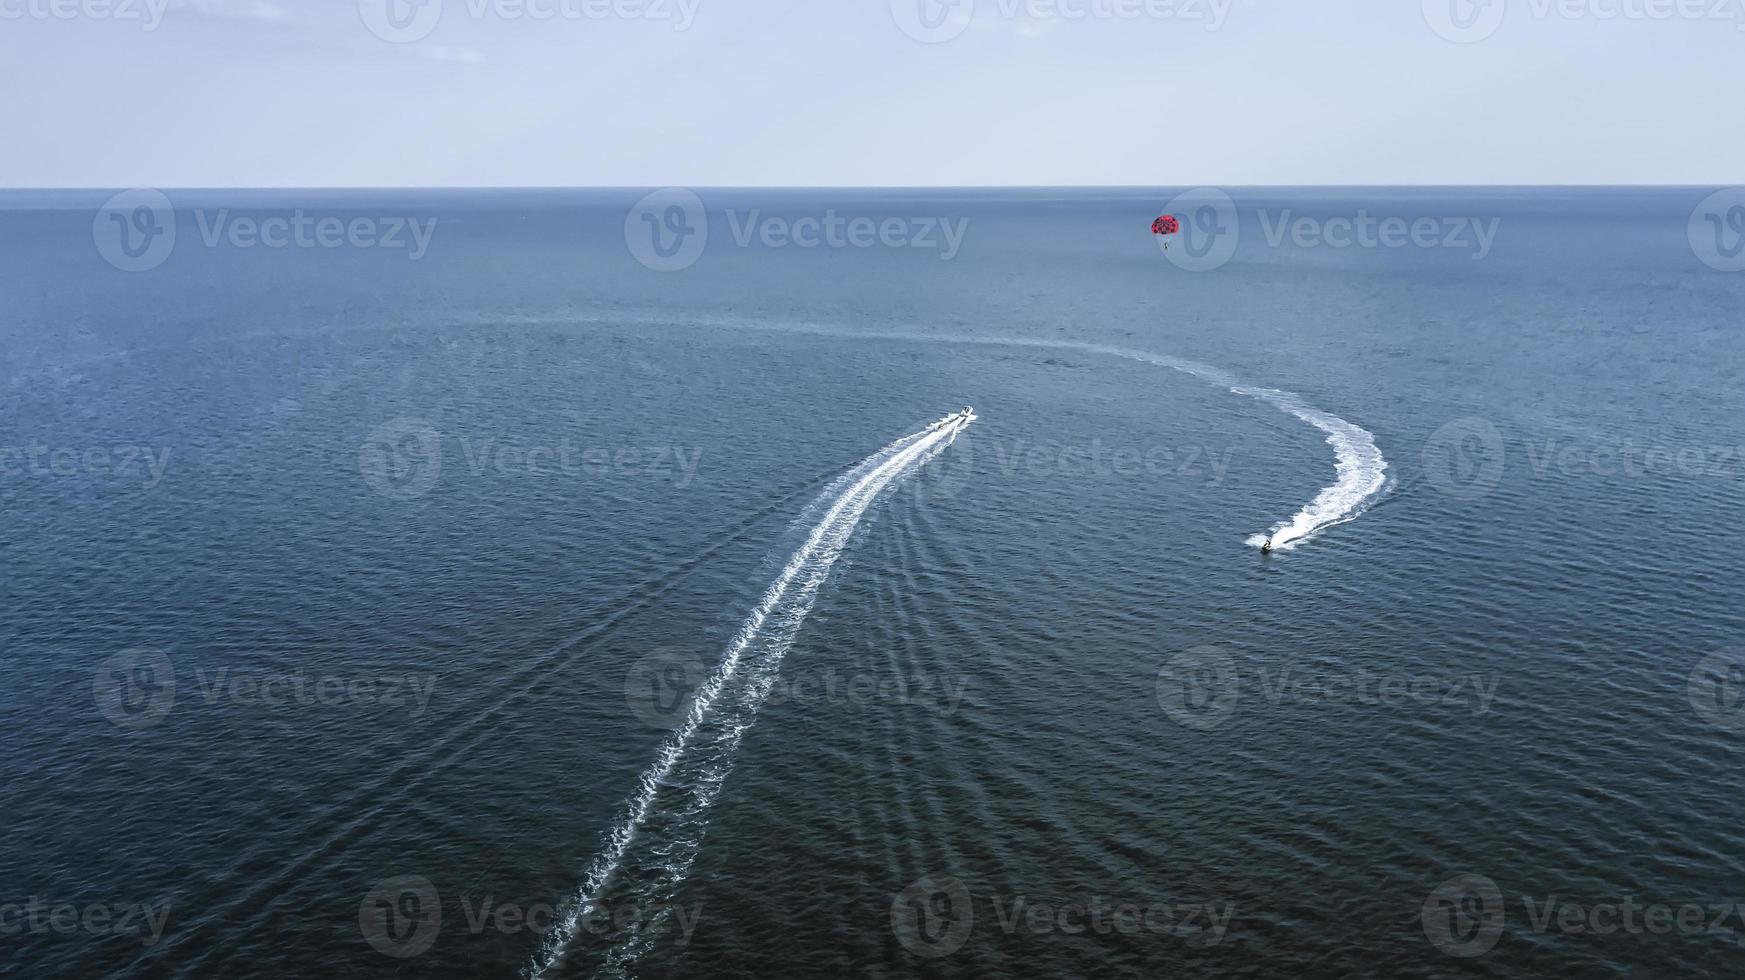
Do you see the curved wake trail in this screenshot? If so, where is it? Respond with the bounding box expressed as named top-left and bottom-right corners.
top-left (468, 311), bottom-right (1388, 551)
top-left (1231, 387), bottom-right (1389, 551)
top-left (711, 324), bottom-right (1388, 553)
top-left (1002, 341), bottom-right (1387, 550)
top-left (1028, 341), bottom-right (1387, 551)
top-left (527, 417), bottom-right (971, 979)
top-left (1067, 346), bottom-right (1386, 551)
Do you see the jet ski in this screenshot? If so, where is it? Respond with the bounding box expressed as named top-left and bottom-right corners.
top-left (1261, 539), bottom-right (1274, 554)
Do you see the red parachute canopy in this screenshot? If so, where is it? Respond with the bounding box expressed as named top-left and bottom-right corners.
top-left (1151, 214), bottom-right (1180, 235)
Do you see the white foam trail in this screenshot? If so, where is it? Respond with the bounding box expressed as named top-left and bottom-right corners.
top-left (780, 329), bottom-right (1386, 551)
top-left (696, 325), bottom-right (1386, 553)
top-left (1232, 387), bottom-right (1389, 551)
top-left (463, 313), bottom-right (1387, 546)
top-left (527, 415), bottom-right (972, 979)
top-left (1070, 346), bottom-right (1386, 550)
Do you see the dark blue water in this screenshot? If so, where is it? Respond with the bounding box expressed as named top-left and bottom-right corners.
top-left (2, 188), bottom-right (1743, 978)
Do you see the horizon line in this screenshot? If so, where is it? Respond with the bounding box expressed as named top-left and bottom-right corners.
top-left (0, 183), bottom-right (1733, 192)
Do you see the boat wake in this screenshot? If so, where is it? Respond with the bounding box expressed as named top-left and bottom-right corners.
top-left (882, 334), bottom-right (1389, 553)
top-left (527, 413), bottom-right (974, 979)
top-left (460, 311), bottom-right (1389, 552)
top-left (1232, 387), bottom-right (1389, 551)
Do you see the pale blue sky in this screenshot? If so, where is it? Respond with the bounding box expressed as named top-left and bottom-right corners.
top-left (2, 0), bottom-right (1738, 186)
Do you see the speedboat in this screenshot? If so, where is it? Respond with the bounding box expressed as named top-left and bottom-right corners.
top-left (930, 407), bottom-right (978, 431)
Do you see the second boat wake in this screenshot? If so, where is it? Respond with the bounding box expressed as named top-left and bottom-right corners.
top-left (527, 411), bottom-right (974, 979)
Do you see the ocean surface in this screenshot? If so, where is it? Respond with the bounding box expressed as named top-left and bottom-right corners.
top-left (3, 187), bottom-right (1743, 978)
